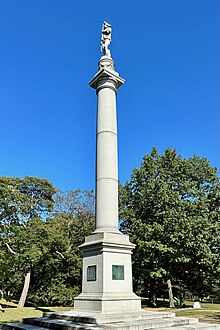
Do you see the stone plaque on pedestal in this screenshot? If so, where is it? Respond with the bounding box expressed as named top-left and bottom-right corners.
top-left (87, 265), bottom-right (96, 282)
top-left (112, 265), bottom-right (124, 280)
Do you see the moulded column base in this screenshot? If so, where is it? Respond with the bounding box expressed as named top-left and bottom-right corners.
top-left (74, 292), bottom-right (141, 313)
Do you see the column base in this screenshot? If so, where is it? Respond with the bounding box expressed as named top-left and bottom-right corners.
top-left (93, 227), bottom-right (121, 234)
top-left (74, 292), bottom-right (141, 313)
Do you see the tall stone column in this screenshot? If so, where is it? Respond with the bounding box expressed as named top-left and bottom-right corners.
top-left (74, 23), bottom-right (141, 314)
top-left (91, 56), bottom-right (124, 233)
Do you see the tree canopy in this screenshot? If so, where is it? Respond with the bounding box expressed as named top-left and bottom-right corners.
top-left (0, 177), bottom-right (95, 306)
top-left (119, 148), bottom-right (220, 304)
top-left (1, 149), bottom-right (219, 307)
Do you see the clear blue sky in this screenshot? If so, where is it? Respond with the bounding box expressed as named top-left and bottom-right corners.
top-left (0, 0), bottom-right (219, 191)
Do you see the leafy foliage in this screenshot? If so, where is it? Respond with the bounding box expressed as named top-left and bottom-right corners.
top-left (29, 210), bottom-right (95, 306)
top-left (119, 148), bottom-right (220, 303)
top-left (1, 151), bottom-right (219, 307)
top-left (0, 177), bottom-right (56, 303)
top-left (0, 176), bottom-right (55, 226)
top-left (0, 182), bottom-right (95, 306)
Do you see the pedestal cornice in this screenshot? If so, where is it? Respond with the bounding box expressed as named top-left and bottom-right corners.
top-left (79, 231), bottom-right (136, 252)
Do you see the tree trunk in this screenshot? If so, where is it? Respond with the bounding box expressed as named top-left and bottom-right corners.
top-left (17, 270), bottom-right (31, 308)
top-left (143, 276), bottom-right (149, 297)
top-left (149, 279), bottom-right (157, 307)
top-left (167, 279), bottom-right (175, 308)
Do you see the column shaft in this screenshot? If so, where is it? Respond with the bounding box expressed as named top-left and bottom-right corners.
top-left (95, 87), bottom-right (118, 232)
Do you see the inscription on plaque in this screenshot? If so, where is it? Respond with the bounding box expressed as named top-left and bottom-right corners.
top-left (112, 265), bottom-right (124, 280)
top-left (87, 265), bottom-right (96, 281)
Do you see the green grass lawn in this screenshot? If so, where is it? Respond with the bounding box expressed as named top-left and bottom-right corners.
top-left (144, 301), bottom-right (220, 324)
top-left (1, 299), bottom-right (220, 325)
top-left (0, 300), bottom-right (71, 324)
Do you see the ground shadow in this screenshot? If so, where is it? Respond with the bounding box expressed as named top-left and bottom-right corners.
top-left (0, 303), bottom-right (16, 309)
top-left (35, 307), bottom-right (57, 313)
top-left (213, 314), bottom-right (220, 320)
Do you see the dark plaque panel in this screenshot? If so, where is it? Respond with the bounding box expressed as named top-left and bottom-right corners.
top-left (112, 265), bottom-right (124, 280)
top-left (87, 265), bottom-right (96, 281)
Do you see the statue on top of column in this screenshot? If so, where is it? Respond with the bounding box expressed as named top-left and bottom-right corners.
top-left (100, 21), bottom-right (112, 57)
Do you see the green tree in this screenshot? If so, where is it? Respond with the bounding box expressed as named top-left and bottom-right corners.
top-left (28, 189), bottom-right (95, 306)
top-left (119, 148), bottom-right (220, 305)
top-left (0, 176), bottom-right (56, 307)
top-left (0, 184), bottom-right (95, 307)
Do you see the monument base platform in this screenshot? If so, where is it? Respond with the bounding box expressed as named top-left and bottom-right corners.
top-left (1, 309), bottom-right (220, 330)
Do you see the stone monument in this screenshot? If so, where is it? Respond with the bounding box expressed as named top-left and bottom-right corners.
top-left (74, 21), bottom-right (141, 313)
top-left (1, 22), bottom-right (220, 330)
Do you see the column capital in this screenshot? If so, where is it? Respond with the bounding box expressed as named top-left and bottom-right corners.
top-left (89, 57), bottom-right (124, 93)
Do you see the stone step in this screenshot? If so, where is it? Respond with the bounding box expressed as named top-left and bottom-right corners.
top-left (22, 316), bottom-right (198, 330)
top-left (1, 318), bottom-right (220, 330)
top-left (160, 324), bottom-right (220, 330)
top-left (23, 317), bottom-right (94, 329)
top-left (103, 317), bottom-right (198, 329)
top-left (1, 313), bottom-right (220, 330)
top-left (0, 323), bottom-right (48, 330)
top-left (43, 311), bottom-right (176, 324)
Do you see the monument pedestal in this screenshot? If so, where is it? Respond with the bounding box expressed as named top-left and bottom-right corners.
top-left (74, 232), bottom-right (141, 313)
